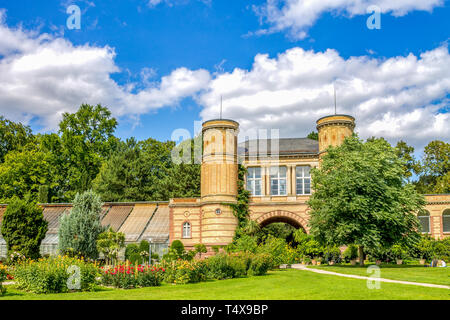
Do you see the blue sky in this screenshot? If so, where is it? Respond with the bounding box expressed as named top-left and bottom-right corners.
top-left (0, 0), bottom-right (448, 150)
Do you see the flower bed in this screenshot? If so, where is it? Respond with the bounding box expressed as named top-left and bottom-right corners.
top-left (162, 259), bottom-right (208, 285)
top-left (14, 256), bottom-right (98, 294)
top-left (0, 263), bottom-right (8, 296)
top-left (100, 264), bottom-right (165, 289)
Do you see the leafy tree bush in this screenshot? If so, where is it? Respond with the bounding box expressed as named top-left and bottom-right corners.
top-left (1, 197), bottom-right (48, 261)
top-left (343, 245), bottom-right (358, 262)
top-left (96, 227), bottom-right (125, 265)
top-left (58, 190), bottom-right (104, 260)
top-left (194, 244), bottom-right (207, 259)
top-left (227, 235), bottom-right (258, 254)
top-left (14, 256), bottom-right (98, 294)
top-left (170, 240), bottom-right (186, 258)
top-left (125, 243), bottom-right (141, 265)
top-left (308, 135), bottom-right (425, 266)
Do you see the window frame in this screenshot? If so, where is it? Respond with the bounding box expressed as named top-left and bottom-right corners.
top-left (418, 211), bottom-right (431, 234)
top-left (270, 166), bottom-right (287, 196)
top-left (246, 167), bottom-right (263, 196)
top-left (443, 209), bottom-right (450, 233)
top-left (295, 166), bottom-right (311, 195)
top-left (182, 221), bottom-right (191, 239)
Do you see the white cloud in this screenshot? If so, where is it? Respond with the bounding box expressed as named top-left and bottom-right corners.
top-left (147, 0), bottom-right (211, 8)
top-left (198, 45), bottom-right (450, 150)
top-left (0, 11), bottom-right (210, 130)
top-left (253, 0), bottom-right (444, 39)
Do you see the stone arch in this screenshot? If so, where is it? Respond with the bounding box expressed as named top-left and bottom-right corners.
top-left (253, 210), bottom-right (309, 233)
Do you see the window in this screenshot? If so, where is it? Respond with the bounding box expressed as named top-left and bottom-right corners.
top-left (270, 166), bottom-right (287, 196)
top-left (246, 167), bottom-right (262, 196)
top-left (296, 166), bottom-right (311, 195)
top-left (418, 211), bottom-right (430, 234)
top-left (182, 222), bottom-right (191, 238)
top-left (443, 209), bottom-right (450, 233)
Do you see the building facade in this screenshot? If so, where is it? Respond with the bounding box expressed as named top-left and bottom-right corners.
top-left (169, 115), bottom-right (450, 252)
top-left (0, 114), bottom-right (448, 259)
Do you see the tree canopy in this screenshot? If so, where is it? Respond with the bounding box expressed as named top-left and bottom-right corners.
top-left (307, 135), bottom-right (426, 265)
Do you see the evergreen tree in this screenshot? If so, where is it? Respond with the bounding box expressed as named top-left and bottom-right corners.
top-left (1, 197), bottom-right (48, 260)
top-left (58, 190), bottom-right (105, 259)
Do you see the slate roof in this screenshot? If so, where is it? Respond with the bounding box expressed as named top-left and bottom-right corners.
top-left (238, 138), bottom-right (319, 156)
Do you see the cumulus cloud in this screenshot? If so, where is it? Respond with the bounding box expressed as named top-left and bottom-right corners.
top-left (0, 11), bottom-right (210, 130)
top-left (253, 0), bottom-right (444, 39)
top-left (198, 46), bottom-right (450, 150)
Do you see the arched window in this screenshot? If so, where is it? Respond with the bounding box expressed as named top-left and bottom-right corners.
top-left (443, 209), bottom-right (450, 233)
top-left (182, 222), bottom-right (191, 239)
top-left (418, 211), bottom-right (430, 234)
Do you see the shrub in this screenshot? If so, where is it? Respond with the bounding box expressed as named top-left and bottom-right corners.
top-left (100, 264), bottom-right (165, 289)
top-left (194, 244), bottom-right (207, 259)
top-left (228, 235), bottom-right (258, 254)
top-left (171, 240), bottom-right (185, 257)
top-left (343, 244), bottom-right (358, 262)
top-left (391, 244), bottom-right (409, 260)
top-left (163, 259), bottom-right (207, 284)
top-left (257, 235), bottom-right (289, 267)
top-left (14, 256), bottom-right (98, 294)
top-left (1, 197), bottom-right (48, 261)
top-left (247, 254), bottom-right (272, 276)
top-left (206, 253), bottom-right (247, 279)
top-left (96, 228), bottom-right (125, 265)
top-left (59, 190), bottom-right (104, 260)
top-left (0, 263), bottom-right (7, 296)
top-left (125, 244), bottom-right (142, 265)
top-left (323, 246), bottom-right (342, 264)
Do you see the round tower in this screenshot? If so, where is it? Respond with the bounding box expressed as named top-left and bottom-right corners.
top-left (316, 114), bottom-right (355, 158)
top-left (201, 119), bottom-right (239, 248)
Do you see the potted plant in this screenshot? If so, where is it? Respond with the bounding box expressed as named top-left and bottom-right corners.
top-left (391, 244), bottom-right (407, 265)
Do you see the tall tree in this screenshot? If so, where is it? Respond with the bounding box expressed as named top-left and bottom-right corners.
top-left (1, 197), bottom-right (48, 260)
top-left (307, 131), bottom-right (318, 141)
top-left (58, 190), bottom-right (105, 259)
top-left (58, 104), bottom-right (119, 200)
top-left (0, 116), bottom-right (34, 163)
top-left (308, 135), bottom-right (425, 266)
top-left (415, 140), bottom-right (450, 194)
top-left (394, 140), bottom-right (420, 181)
top-left (0, 143), bottom-right (58, 203)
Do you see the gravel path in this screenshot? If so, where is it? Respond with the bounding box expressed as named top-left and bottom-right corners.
top-left (290, 264), bottom-right (450, 290)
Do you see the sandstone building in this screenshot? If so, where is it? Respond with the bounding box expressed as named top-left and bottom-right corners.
top-left (169, 115), bottom-right (450, 251)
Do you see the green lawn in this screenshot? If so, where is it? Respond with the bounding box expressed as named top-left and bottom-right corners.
top-left (308, 264), bottom-right (450, 286)
top-left (0, 269), bottom-right (448, 300)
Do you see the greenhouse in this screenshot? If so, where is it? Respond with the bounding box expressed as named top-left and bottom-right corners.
top-left (0, 202), bottom-right (170, 260)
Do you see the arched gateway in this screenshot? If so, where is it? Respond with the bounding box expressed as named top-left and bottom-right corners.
top-left (252, 210), bottom-right (309, 232)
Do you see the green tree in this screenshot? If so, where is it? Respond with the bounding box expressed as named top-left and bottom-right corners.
top-left (307, 131), bottom-right (318, 141)
top-left (308, 135), bottom-right (425, 266)
top-left (96, 227), bottom-right (125, 265)
top-left (415, 140), bottom-right (449, 194)
top-left (394, 140), bottom-right (420, 181)
top-left (1, 197), bottom-right (48, 260)
top-left (0, 143), bottom-right (58, 203)
top-left (58, 104), bottom-right (119, 200)
top-left (0, 116), bottom-right (33, 163)
top-left (58, 190), bottom-right (105, 259)
top-left (194, 244), bottom-right (207, 259)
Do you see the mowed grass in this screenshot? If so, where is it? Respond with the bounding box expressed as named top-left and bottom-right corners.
top-left (308, 264), bottom-right (450, 286)
top-left (0, 269), bottom-right (448, 300)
